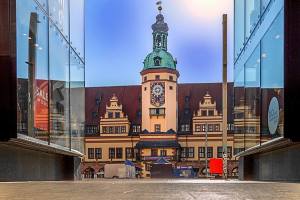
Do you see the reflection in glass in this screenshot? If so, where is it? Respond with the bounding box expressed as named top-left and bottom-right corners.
top-left (70, 0), bottom-right (85, 59)
top-left (234, 0), bottom-right (245, 60)
top-left (234, 65), bottom-right (245, 154)
top-left (261, 9), bottom-right (284, 140)
top-left (49, 21), bottom-right (70, 148)
top-left (16, 0), bottom-right (49, 141)
top-left (49, 0), bottom-right (70, 40)
top-left (15, 0), bottom-right (85, 153)
top-left (70, 49), bottom-right (85, 152)
top-left (244, 45), bottom-right (261, 149)
top-left (261, 0), bottom-right (271, 13)
top-left (245, 0), bottom-right (260, 39)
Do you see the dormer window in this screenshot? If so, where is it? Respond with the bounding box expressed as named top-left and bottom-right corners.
top-left (115, 112), bottom-right (120, 118)
top-left (108, 112), bottom-right (113, 118)
top-left (154, 56), bottom-right (161, 66)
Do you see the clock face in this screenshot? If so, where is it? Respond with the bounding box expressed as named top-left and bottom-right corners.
top-left (150, 82), bottom-right (165, 107)
top-left (152, 84), bottom-right (163, 96)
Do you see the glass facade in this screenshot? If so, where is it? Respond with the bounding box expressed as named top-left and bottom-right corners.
top-left (234, 0), bottom-right (284, 153)
top-left (16, 0), bottom-right (85, 152)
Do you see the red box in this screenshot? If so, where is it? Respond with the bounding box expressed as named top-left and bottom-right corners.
top-left (209, 158), bottom-right (223, 175)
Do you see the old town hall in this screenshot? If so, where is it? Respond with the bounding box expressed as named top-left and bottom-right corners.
top-left (82, 3), bottom-right (241, 178)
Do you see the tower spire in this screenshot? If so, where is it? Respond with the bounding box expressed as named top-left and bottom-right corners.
top-left (156, 1), bottom-right (162, 14)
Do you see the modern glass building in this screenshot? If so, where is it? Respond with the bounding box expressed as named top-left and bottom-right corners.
top-left (234, 0), bottom-right (300, 180)
top-left (0, 0), bottom-right (85, 181)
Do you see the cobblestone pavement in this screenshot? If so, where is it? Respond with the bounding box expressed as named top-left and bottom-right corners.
top-left (0, 179), bottom-right (300, 200)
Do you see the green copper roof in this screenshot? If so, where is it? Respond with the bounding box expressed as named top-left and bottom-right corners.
top-left (142, 12), bottom-right (177, 71)
top-left (143, 49), bottom-right (176, 70)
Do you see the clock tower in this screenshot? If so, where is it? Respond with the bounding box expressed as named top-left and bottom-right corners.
top-left (141, 2), bottom-right (179, 133)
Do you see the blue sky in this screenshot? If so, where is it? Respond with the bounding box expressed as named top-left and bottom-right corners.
top-left (85, 0), bottom-right (233, 87)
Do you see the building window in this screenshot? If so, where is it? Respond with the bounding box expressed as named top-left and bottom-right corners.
top-left (109, 148), bottom-right (115, 159)
top-left (215, 124), bottom-right (220, 131)
top-left (116, 148), bottom-right (123, 159)
top-left (169, 76), bottom-right (173, 81)
top-left (169, 86), bottom-right (173, 90)
top-left (108, 112), bottom-right (113, 118)
top-left (133, 125), bottom-right (141, 133)
top-left (181, 124), bottom-right (190, 132)
top-left (151, 149), bottom-right (158, 157)
top-left (155, 75), bottom-right (160, 80)
top-left (150, 108), bottom-right (165, 116)
top-left (126, 148), bottom-right (134, 159)
top-left (181, 147), bottom-right (194, 158)
top-left (195, 124), bottom-right (201, 132)
top-left (160, 150), bottom-right (167, 157)
top-left (188, 147), bottom-right (194, 158)
top-left (115, 112), bottom-right (120, 118)
top-left (109, 126), bottom-right (113, 133)
top-left (115, 126), bottom-right (120, 134)
top-left (198, 147), bottom-right (205, 158)
top-left (86, 125), bottom-right (99, 134)
top-left (208, 124), bottom-right (213, 132)
top-left (154, 57), bottom-right (161, 66)
top-left (181, 148), bottom-right (187, 158)
top-left (144, 76), bottom-right (147, 82)
top-left (95, 148), bottom-right (102, 159)
top-left (144, 87), bottom-right (147, 91)
top-left (208, 110), bottom-right (214, 116)
top-left (88, 148), bottom-right (94, 159)
top-left (121, 126), bottom-right (126, 133)
top-left (201, 110), bottom-right (207, 116)
top-left (217, 147), bottom-right (223, 158)
top-left (102, 126), bottom-right (107, 133)
top-left (207, 147), bottom-right (213, 158)
top-left (201, 124), bottom-right (206, 132)
top-left (154, 124), bottom-right (161, 132)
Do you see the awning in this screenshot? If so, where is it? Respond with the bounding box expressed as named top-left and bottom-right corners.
top-left (135, 140), bottom-right (181, 149)
top-left (154, 157), bottom-right (171, 164)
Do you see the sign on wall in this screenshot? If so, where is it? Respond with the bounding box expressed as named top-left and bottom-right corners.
top-left (268, 97), bottom-right (280, 135)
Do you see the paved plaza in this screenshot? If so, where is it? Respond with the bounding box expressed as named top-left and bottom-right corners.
top-left (0, 179), bottom-right (300, 200)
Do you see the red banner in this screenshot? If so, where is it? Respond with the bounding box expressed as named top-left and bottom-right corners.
top-left (34, 80), bottom-right (49, 131)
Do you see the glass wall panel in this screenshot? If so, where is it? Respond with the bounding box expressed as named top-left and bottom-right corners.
top-left (36, 0), bottom-right (48, 10)
top-left (15, 0), bottom-right (84, 153)
top-left (70, 49), bottom-right (85, 152)
top-left (234, 0), bottom-right (245, 60)
top-left (234, 66), bottom-right (245, 154)
top-left (49, 20), bottom-right (70, 148)
top-left (261, 9), bottom-right (284, 141)
top-left (261, 0), bottom-right (271, 13)
top-left (244, 45), bottom-right (261, 149)
top-left (16, 0), bottom-right (49, 142)
top-left (70, 0), bottom-right (85, 59)
top-left (245, 0), bottom-right (260, 40)
top-left (49, 0), bottom-right (70, 40)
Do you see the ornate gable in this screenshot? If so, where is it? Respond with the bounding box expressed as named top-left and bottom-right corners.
top-left (100, 94), bottom-right (130, 135)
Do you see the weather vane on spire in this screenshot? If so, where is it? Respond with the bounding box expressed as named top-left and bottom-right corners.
top-left (156, 1), bottom-right (162, 14)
